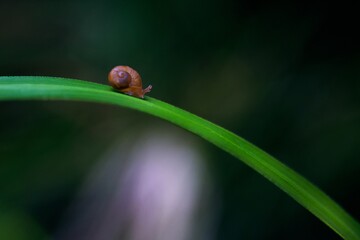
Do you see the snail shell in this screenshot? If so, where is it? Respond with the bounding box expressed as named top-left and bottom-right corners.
top-left (108, 66), bottom-right (152, 98)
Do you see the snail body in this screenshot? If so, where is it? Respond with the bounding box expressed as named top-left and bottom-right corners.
top-left (108, 66), bottom-right (152, 98)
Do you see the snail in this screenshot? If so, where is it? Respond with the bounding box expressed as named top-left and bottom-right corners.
top-left (108, 66), bottom-right (152, 99)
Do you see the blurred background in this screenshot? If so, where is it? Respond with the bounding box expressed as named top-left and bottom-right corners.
top-left (0, 0), bottom-right (359, 239)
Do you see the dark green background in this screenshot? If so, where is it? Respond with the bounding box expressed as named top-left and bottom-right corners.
top-left (1, 0), bottom-right (359, 239)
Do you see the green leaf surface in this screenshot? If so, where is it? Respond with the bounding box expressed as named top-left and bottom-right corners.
top-left (1, 76), bottom-right (359, 239)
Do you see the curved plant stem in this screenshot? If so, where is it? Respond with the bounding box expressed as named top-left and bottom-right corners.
top-left (1, 76), bottom-right (360, 239)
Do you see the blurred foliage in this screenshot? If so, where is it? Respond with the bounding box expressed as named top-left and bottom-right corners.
top-left (0, 0), bottom-right (359, 239)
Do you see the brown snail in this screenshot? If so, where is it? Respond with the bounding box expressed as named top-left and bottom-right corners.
top-left (108, 66), bottom-right (152, 99)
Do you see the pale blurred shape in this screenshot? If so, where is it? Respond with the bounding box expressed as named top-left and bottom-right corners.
top-left (56, 129), bottom-right (216, 240)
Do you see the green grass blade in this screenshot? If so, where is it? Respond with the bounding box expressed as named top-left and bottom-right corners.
top-left (1, 76), bottom-right (359, 239)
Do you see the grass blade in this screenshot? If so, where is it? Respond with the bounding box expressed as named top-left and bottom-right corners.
top-left (1, 76), bottom-right (359, 239)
